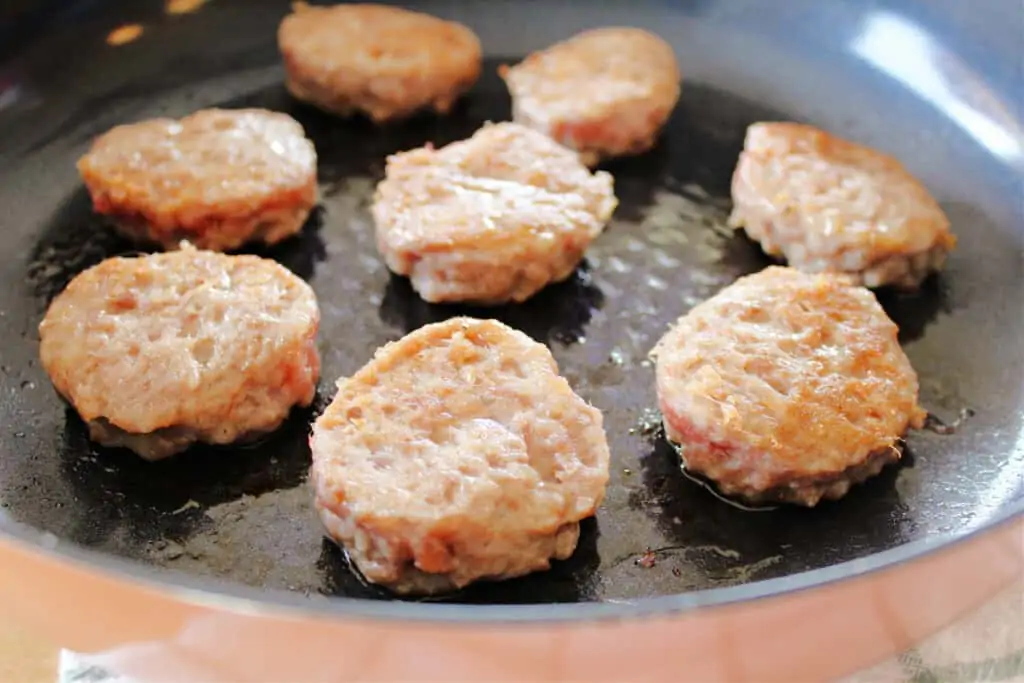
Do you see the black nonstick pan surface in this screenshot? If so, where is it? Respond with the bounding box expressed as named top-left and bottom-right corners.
top-left (0, 0), bottom-right (1021, 609)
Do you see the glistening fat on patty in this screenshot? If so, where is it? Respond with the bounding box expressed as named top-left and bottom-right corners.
top-left (310, 317), bottom-right (611, 595)
top-left (729, 122), bottom-right (955, 289)
top-left (372, 122), bottom-right (617, 305)
top-left (38, 244), bottom-right (321, 461)
top-left (278, 2), bottom-right (482, 122)
top-left (500, 27), bottom-right (680, 166)
top-left (652, 266), bottom-right (926, 507)
top-left (77, 108), bottom-right (318, 252)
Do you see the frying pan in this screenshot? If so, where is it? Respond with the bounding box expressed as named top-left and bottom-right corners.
top-left (0, 0), bottom-right (1021, 680)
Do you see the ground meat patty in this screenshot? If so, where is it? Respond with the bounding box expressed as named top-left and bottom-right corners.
top-left (77, 108), bottom-right (318, 252)
top-left (499, 27), bottom-right (680, 166)
top-left (39, 245), bottom-right (320, 461)
top-left (729, 122), bottom-right (956, 289)
top-left (372, 122), bottom-right (617, 304)
top-left (310, 317), bottom-right (610, 595)
top-left (278, 3), bottom-right (482, 122)
top-left (651, 266), bottom-right (926, 507)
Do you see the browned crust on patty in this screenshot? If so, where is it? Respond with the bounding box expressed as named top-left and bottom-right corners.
top-left (371, 122), bottom-right (617, 304)
top-left (653, 266), bottom-right (926, 506)
top-left (729, 122), bottom-right (955, 288)
top-left (39, 246), bottom-right (320, 459)
top-left (500, 27), bottom-right (680, 165)
top-left (77, 108), bottom-right (318, 252)
top-left (278, 3), bottom-right (482, 122)
top-left (311, 317), bottom-right (610, 593)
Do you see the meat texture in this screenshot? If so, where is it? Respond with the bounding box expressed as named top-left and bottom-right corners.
top-left (310, 317), bottom-right (610, 594)
top-left (77, 108), bottom-right (318, 252)
top-left (500, 27), bottom-right (681, 166)
top-left (372, 122), bottom-right (617, 304)
top-left (652, 266), bottom-right (926, 506)
top-left (729, 122), bottom-right (955, 288)
top-left (278, 2), bottom-right (482, 122)
top-left (39, 245), bottom-right (320, 460)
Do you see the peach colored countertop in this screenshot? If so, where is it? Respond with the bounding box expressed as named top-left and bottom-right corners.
top-left (3, 576), bottom-right (1022, 683)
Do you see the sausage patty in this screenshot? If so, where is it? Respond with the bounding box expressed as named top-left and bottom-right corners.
top-left (310, 317), bottom-right (610, 595)
top-left (371, 122), bottom-right (617, 304)
top-left (278, 3), bottom-right (482, 122)
top-left (652, 266), bottom-right (926, 507)
top-left (729, 123), bottom-right (956, 289)
top-left (500, 27), bottom-right (680, 166)
top-left (39, 245), bottom-right (320, 461)
top-left (77, 108), bottom-right (318, 252)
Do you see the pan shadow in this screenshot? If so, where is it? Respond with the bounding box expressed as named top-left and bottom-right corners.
top-left (219, 64), bottom-right (512, 191)
top-left (378, 263), bottom-right (605, 346)
top-left (287, 91), bottom-right (497, 188)
top-left (712, 228), bottom-right (952, 346)
top-left (237, 205), bottom-right (328, 281)
top-left (28, 186), bottom-right (328, 302)
top-left (875, 275), bottom-right (952, 344)
top-left (595, 136), bottom-right (675, 222)
top-left (317, 540), bottom-right (392, 601)
top-left (631, 433), bottom-right (916, 586)
top-left (55, 402), bottom-right (315, 553)
top-left (317, 516), bottom-right (602, 604)
top-left (26, 189), bottom-right (139, 306)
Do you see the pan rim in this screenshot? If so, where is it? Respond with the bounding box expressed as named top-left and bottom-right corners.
top-left (1, 499), bottom-right (1021, 623)
top-left (1, 0), bottom-right (1022, 626)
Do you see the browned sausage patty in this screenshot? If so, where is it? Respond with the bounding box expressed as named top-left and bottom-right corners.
top-left (39, 245), bottom-right (320, 461)
top-left (278, 3), bottom-right (482, 122)
top-left (310, 317), bottom-right (610, 595)
top-left (729, 123), bottom-right (956, 288)
top-left (500, 27), bottom-right (680, 166)
top-left (652, 266), bottom-right (926, 506)
top-left (77, 108), bottom-right (318, 252)
top-left (372, 122), bottom-right (617, 304)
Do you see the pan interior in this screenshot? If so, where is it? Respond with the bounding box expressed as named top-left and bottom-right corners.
top-left (0, 0), bottom-right (1021, 606)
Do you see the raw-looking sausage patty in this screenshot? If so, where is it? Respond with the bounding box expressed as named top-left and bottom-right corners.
top-left (372, 121), bottom-right (617, 304)
top-left (77, 108), bottom-right (318, 252)
top-left (729, 122), bottom-right (956, 289)
top-left (278, 3), bottom-right (482, 122)
top-left (499, 27), bottom-right (680, 166)
top-left (310, 317), bottom-right (610, 595)
top-left (39, 245), bottom-right (320, 461)
top-left (652, 266), bottom-right (926, 507)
